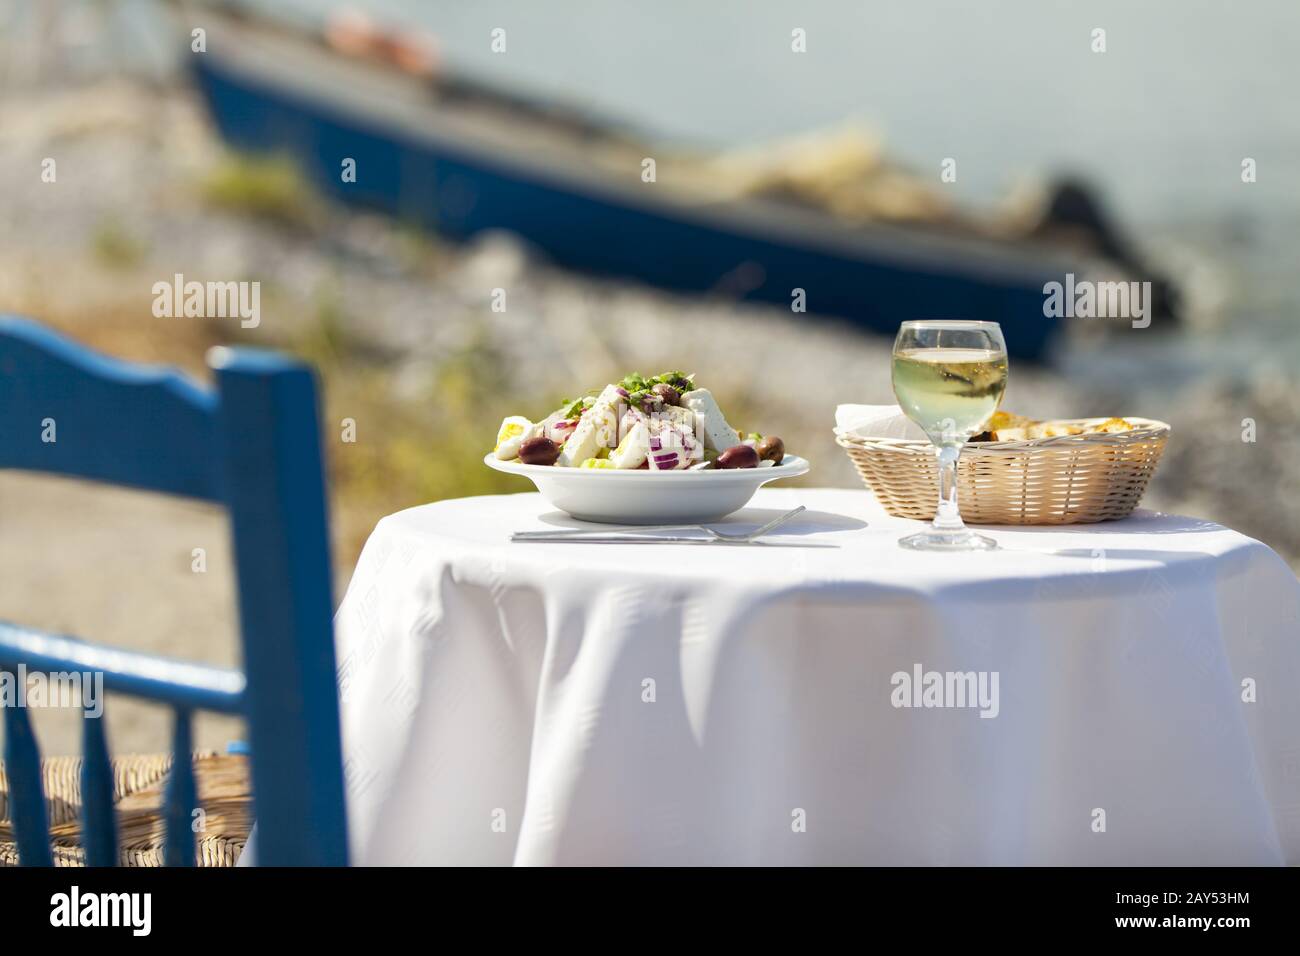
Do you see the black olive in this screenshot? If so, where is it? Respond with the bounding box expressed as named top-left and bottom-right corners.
top-left (716, 444), bottom-right (759, 469)
top-left (518, 436), bottom-right (561, 466)
top-left (755, 436), bottom-right (785, 464)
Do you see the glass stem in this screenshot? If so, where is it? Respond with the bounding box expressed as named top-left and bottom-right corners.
top-left (933, 443), bottom-right (966, 531)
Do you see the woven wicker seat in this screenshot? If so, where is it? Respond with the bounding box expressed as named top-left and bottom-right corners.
top-left (0, 752), bottom-right (252, 867)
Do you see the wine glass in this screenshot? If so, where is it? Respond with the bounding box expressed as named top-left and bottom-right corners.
top-left (891, 320), bottom-right (1008, 551)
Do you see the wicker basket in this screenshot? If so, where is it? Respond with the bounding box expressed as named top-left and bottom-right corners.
top-left (836, 417), bottom-right (1171, 525)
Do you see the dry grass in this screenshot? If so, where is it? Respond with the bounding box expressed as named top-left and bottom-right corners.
top-left (199, 153), bottom-right (322, 231)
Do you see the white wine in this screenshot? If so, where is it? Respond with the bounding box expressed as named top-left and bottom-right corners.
top-left (890, 322), bottom-right (1007, 552)
top-left (891, 347), bottom-right (1008, 443)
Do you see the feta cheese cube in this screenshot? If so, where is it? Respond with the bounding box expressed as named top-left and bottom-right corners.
top-left (557, 394), bottom-right (619, 466)
top-left (682, 388), bottom-right (741, 452)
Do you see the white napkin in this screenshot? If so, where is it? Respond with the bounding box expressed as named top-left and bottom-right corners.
top-left (834, 404), bottom-right (926, 440)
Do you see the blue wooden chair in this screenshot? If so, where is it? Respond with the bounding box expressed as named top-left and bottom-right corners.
top-left (0, 316), bottom-right (348, 865)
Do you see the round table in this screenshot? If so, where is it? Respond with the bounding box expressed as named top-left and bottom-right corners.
top-left (333, 487), bottom-right (1300, 865)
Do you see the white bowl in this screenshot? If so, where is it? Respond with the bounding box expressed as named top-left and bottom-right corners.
top-left (483, 453), bottom-right (810, 524)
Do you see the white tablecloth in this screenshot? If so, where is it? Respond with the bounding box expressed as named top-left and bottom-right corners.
top-left (333, 487), bottom-right (1300, 865)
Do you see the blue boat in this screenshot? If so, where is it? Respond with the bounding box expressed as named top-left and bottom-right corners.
top-left (187, 9), bottom-right (1076, 360)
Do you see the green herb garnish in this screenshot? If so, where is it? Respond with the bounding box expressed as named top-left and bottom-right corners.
top-left (561, 396), bottom-right (593, 418)
top-left (655, 371), bottom-right (696, 394)
top-left (617, 371), bottom-right (696, 398)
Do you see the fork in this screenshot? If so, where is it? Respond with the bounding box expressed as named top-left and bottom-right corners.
top-left (511, 505), bottom-right (806, 543)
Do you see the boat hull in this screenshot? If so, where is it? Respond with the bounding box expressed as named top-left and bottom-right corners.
top-left (192, 52), bottom-right (1062, 360)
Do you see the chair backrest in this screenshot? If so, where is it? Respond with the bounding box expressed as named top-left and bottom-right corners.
top-left (0, 315), bottom-right (348, 865)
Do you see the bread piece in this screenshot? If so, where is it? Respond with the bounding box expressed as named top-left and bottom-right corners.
top-left (986, 410), bottom-right (1037, 432)
top-left (1086, 417), bottom-right (1134, 434)
top-left (1028, 421), bottom-right (1085, 439)
top-left (973, 409), bottom-right (1039, 442)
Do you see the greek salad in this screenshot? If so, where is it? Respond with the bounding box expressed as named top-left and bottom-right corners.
top-left (492, 372), bottom-right (787, 471)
